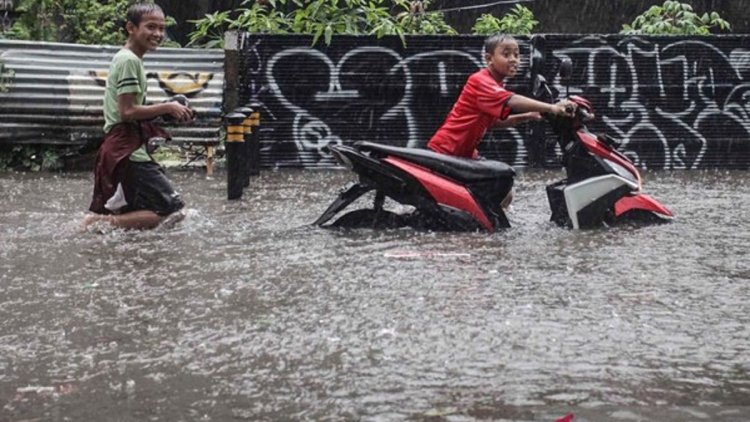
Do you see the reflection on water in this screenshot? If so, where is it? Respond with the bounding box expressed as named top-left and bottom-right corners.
top-left (0, 169), bottom-right (748, 421)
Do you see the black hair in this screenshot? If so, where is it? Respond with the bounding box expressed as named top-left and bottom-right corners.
top-left (484, 33), bottom-right (516, 55)
top-left (126, 2), bottom-right (164, 27)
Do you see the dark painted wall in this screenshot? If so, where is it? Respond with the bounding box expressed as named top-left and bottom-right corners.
top-left (535, 34), bottom-right (750, 170)
top-left (232, 34), bottom-right (534, 168)
top-left (230, 33), bottom-right (750, 169)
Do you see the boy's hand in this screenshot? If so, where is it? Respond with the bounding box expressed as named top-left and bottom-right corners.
top-left (527, 111), bottom-right (543, 121)
top-left (549, 100), bottom-right (576, 117)
top-left (166, 102), bottom-right (194, 123)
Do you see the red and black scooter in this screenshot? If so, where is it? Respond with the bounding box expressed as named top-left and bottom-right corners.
top-left (536, 58), bottom-right (673, 228)
top-left (313, 142), bottom-right (515, 232)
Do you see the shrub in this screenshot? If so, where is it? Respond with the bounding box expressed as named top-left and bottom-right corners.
top-left (621, 0), bottom-right (731, 35)
top-left (393, 1), bottom-right (456, 36)
top-left (188, 1), bottom-right (289, 48)
top-left (8, 0), bottom-right (178, 46)
top-left (471, 5), bottom-right (538, 35)
top-left (188, 0), bottom-right (457, 47)
top-left (0, 145), bottom-right (67, 172)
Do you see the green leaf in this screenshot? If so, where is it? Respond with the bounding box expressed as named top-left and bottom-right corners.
top-left (624, 1), bottom-right (731, 35)
top-left (324, 24), bottom-right (333, 45)
top-left (312, 25), bottom-right (324, 46)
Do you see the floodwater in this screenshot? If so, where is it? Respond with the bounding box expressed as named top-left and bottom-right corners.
top-left (0, 168), bottom-right (748, 422)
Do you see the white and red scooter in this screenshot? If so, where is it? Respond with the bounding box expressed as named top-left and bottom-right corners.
top-left (535, 59), bottom-right (673, 229)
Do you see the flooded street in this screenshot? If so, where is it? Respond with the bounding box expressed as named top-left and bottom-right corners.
top-left (0, 169), bottom-right (748, 421)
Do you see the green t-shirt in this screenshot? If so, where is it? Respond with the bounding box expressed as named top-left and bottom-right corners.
top-left (103, 48), bottom-right (151, 162)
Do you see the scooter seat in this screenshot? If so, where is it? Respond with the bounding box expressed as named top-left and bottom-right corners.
top-left (355, 141), bottom-right (515, 182)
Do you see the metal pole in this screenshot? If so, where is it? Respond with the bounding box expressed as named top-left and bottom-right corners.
top-left (248, 102), bottom-right (262, 176)
top-left (225, 112), bottom-right (246, 200)
top-left (235, 106), bottom-right (254, 188)
top-left (528, 34), bottom-right (547, 168)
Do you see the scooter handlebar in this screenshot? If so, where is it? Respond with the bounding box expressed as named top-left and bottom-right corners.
top-left (541, 100), bottom-right (594, 125)
top-left (578, 107), bottom-right (594, 121)
top-left (161, 95), bottom-right (196, 123)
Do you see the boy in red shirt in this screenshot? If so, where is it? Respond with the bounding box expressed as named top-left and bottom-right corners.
top-left (428, 34), bottom-right (572, 159)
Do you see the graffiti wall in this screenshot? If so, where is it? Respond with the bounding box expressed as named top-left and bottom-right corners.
top-left (0, 40), bottom-right (223, 148)
top-left (541, 35), bottom-right (750, 169)
top-left (232, 33), bottom-right (750, 169)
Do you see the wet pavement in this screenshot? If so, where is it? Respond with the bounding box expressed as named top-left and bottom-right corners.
top-left (0, 169), bottom-right (748, 421)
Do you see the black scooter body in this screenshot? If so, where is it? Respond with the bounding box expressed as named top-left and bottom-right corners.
top-left (315, 142), bottom-right (515, 232)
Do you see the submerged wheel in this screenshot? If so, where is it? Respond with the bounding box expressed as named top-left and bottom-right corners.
top-left (330, 209), bottom-right (408, 229)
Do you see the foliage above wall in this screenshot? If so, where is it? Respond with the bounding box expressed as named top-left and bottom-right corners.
top-left (393, 1), bottom-right (456, 36)
top-left (193, 1), bottom-right (631, 46)
top-left (471, 5), bottom-right (538, 35)
top-left (188, 0), bottom-right (458, 48)
top-left (6, 0), bottom-right (178, 46)
top-left (621, 0), bottom-right (731, 35)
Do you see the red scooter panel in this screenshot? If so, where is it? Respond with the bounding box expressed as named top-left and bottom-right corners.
top-left (384, 157), bottom-right (494, 231)
top-left (578, 131), bottom-right (642, 187)
top-left (615, 193), bottom-right (674, 217)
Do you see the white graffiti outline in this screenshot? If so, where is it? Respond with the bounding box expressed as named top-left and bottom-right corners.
top-left (266, 46), bottom-right (495, 153)
top-left (553, 44), bottom-right (672, 168)
top-left (554, 36), bottom-right (750, 169)
top-left (266, 47), bottom-right (343, 153)
top-left (257, 36), bottom-right (750, 168)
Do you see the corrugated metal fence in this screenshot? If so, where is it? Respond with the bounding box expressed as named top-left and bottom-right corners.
top-left (0, 40), bottom-right (223, 147)
top-left (229, 33), bottom-right (750, 170)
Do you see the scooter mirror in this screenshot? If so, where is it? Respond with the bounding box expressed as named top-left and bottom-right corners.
top-left (530, 49), bottom-right (544, 75)
top-left (559, 58), bottom-right (573, 82)
top-left (532, 74), bottom-right (547, 99)
top-left (533, 74), bottom-right (559, 102)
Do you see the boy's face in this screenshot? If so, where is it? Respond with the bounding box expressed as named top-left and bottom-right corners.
top-left (485, 39), bottom-right (520, 79)
top-left (127, 11), bottom-right (166, 53)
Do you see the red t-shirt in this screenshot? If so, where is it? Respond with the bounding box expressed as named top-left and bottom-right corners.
top-left (427, 68), bottom-right (514, 158)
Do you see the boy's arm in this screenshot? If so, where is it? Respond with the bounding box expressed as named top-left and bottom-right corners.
top-left (507, 94), bottom-right (572, 116)
top-left (473, 77), bottom-right (570, 121)
top-left (493, 112), bottom-right (542, 128)
top-left (118, 93), bottom-right (193, 122)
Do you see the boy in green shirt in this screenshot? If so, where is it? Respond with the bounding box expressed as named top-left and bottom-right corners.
top-left (83, 2), bottom-right (193, 230)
